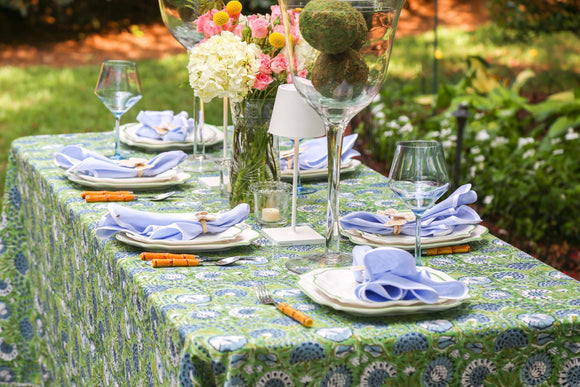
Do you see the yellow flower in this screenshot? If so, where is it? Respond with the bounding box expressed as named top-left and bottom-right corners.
top-left (434, 49), bottom-right (443, 60)
top-left (213, 11), bottom-right (230, 26)
top-left (529, 48), bottom-right (538, 57)
top-left (226, 1), bottom-right (242, 15)
top-left (269, 32), bottom-right (286, 48)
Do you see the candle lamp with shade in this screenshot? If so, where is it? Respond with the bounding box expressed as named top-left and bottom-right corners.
top-left (262, 84), bottom-right (326, 246)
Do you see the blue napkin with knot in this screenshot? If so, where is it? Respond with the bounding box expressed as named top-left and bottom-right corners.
top-left (55, 145), bottom-right (187, 178)
top-left (136, 110), bottom-right (193, 142)
top-left (280, 134), bottom-right (360, 170)
top-left (352, 245), bottom-right (468, 304)
top-left (96, 203), bottom-right (250, 240)
top-left (340, 184), bottom-right (481, 237)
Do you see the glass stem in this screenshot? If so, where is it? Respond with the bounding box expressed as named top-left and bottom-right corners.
top-left (192, 93), bottom-right (199, 158)
top-left (326, 123), bottom-right (345, 256)
top-left (223, 97), bottom-right (229, 159)
top-left (415, 214), bottom-right (422, 266)
top-left (198, 98), bottom-right (206, 158)
top-left (113, 116), bottom-right (122, 159)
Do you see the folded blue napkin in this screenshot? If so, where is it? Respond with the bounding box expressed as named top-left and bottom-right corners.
top-left (96, 203), bottom-right (250, 240)
top-left (280, 134), bottom-right (360, 170)
top-left (55, 145), bottom-right (187, 178)
top-left (340, 184), bottom-right (481, 237)
top-left (136, 110), bottom-right (194, 142)
top-left (352, 245), bottom-right (468, 304)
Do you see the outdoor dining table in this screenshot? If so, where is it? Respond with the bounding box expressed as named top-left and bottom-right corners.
top-left (1, 131), bottom-right (580, 386)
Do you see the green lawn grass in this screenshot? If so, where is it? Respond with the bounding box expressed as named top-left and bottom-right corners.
top-left (1, 25), bottom-right (578, 204)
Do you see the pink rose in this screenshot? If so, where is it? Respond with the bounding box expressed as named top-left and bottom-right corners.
top-left (259, 54), bottom-right (272, 75)
top-left (270, 53), bottom-right (288, 74)
top-left (248, 17), bottom-right (270, 39)
top-left (232, 23), bottom-right (244, 38)
top-left (270, 5), bottom-right (281, 20)
top-left (254, 73), bottom-right (273, 90)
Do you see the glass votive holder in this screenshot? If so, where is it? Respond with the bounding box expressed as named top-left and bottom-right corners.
top-left (250, 181), bottom-right (292, 227)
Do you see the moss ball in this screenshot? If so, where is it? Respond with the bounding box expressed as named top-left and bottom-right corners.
top-left (300, 0), bottom-right (367, 54)
top-left (311, 49), bottom-right (369, 100)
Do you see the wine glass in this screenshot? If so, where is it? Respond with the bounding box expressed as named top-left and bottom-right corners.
top-left (388, 141), bottom-right (450, 266)
top-left (279, 0), bottom-right (406, 273)
top-left (158, 0), bottom-right (218, 172)
top-left (95, 60), bottom-right (143, 160)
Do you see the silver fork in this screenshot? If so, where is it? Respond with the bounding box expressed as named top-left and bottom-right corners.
top-left (254, 282), bottom-right (313, 327)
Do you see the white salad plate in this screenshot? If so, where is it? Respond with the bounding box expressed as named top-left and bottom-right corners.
top-left (119, 122), bottom-right (224, 151)
top-left (280, 159), bottom-right (360, 181)
top-left (297, 267), bottom-right (470, 316)
top-left (341, 224), bottom-right (488, 250)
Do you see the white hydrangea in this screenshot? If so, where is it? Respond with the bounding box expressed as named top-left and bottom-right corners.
top-left (294, 39), bottom-right (318, 72)
top-left (187, 31), bottom-right (261, 102)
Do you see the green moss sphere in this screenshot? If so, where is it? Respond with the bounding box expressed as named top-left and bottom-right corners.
top-left (311, 49), bottom-right (369, 100)
top-left (299, 0), bottom-right (367, 54)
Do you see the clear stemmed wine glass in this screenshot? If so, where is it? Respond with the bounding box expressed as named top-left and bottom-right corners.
top-left (158, 0), bottom-right (218, 172)
top-left (95, 60), bottom-right (143, 160)
top-left (280, 0), bottom-right (405, 273)
top-left (387, 141), bottom-right (450, 266)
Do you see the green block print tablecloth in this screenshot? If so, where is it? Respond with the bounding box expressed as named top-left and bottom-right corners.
top-left (1, 132), bottom-right (580, 386)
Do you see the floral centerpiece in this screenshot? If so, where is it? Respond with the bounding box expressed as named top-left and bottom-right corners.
top-left (186, 0), bottom-right (316, 208)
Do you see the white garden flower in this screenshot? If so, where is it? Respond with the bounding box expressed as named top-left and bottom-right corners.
top-left (187, 31), bottom-right (261, 102)
top-left (383, 130), bottom-right (393, 137)
top-left (471, 146), bottom-right (481, 154)
top-left (483, 195), bottom-right (494, 205)
top-left (565, 128), bottom-right (579, 140)
top-left (399, 115), bottom-right (410, 122)
top-left (400, 123), bottom-right (413, 133)
top-left (518, 137), bottom-right (534, 149)
top-left (474, 155), bottom-right (485, 163)
top-left (476, 129), bottom-right (490, 141)
top-left (553, 149), bottom-right (564, 155)
top-left (491, 136), bottom-right (509, 147)
top-left (523, 149), bottom-right (535, 159)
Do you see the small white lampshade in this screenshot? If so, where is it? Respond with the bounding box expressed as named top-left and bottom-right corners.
top-left (268, 84), bottom-right (325, 139)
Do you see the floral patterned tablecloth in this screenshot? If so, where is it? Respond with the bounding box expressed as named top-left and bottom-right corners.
top-left (1, 132), bottom-right (580, 386)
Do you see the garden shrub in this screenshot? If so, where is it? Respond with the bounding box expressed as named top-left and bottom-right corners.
top-left (360, 56), bottom-right (579, 263)
top-left (487, 0), bottom-right (580, 38)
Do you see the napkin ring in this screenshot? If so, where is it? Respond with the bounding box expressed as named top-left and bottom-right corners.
top-left (279, 146), bottom-right (307, 170)
top-left (116, 158), bottom-right (153, 177)
top-left (378, 208), bottom-right (415, 235)
top-left (153, 122), bottom-right (178, 136)
top-left (194, 211), bottom-right (217, 234)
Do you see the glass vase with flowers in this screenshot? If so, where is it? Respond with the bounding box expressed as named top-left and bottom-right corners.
top-left (187, 1), bottom-right (310, 208)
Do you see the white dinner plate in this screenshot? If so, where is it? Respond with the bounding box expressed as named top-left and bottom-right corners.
top-left (341, 224), bottom-right (488, 250)
top-left (280, 159), bottom-right (360, 181)
top-left (116, 227), bottom-right (261, 252)
top-left (119, 122), bottom-right (224, 151)
top-left (297, 267), bottom-right (470, 316)
top-left (66, 170), bottom-right (191, 190)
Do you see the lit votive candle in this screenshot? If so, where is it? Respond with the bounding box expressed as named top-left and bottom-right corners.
top-left (262, 207), bottom-right (280, 222)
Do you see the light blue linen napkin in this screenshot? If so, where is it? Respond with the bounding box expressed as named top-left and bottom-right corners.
top-left (352, 245), bottom-right (468, 304)
top-left (55, 145), bottom-right (187, 178)
top-left (340, 184), bottom-right (481, 237)
top-left (96, 203), bottom-right (250, 240)
top-left (135, 110), bottom-right (193, 142)
top-left (280, 134), bottom-right (360, 170)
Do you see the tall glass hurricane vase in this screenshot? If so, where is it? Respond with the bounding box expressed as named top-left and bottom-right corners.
top-left (279, 0), bottom-right (405, 273)
top-left (158, 0), bottom-right (221, 172)
top-left (388, 141), bottom-right (450, 266)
